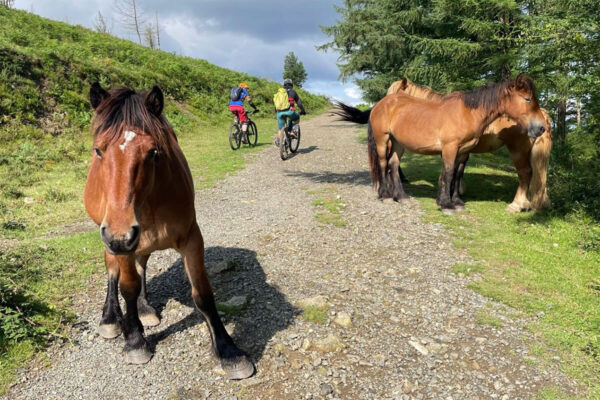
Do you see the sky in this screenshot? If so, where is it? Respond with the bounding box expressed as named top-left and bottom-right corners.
top-left (14, 0), bottom-right (364, 105)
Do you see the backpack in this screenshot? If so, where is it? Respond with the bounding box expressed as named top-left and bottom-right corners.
top-left (230, 86), bottom-right (243, 101)
top-left (273, 87), bottom-right (290, 111)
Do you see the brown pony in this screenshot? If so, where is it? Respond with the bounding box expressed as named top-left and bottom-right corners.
top-left (387, 78), bottom-right (552, 212)
top-left (334, 74), bottom-right (547, 214)
top-left (84, 83), bottom-right (254, 379)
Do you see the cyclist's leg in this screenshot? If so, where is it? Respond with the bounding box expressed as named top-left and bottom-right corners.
top-left (289, 111), bottom-right (300, 134)
top-left (238, 107), bottom-right (249, 132)
top-left (276, 111), bottom-right (288, 143)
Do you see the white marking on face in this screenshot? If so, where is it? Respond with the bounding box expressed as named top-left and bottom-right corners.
top-left (119, 130), bottom-right (137, 152)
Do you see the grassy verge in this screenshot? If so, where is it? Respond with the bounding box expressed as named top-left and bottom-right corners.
top-left (396, 148), bottom-right (600, 398)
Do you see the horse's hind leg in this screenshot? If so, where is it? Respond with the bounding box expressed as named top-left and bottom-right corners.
top-left (136, 255), bottom-right (160, 327)
top-left (388, 141), bottom-right (409, 201)
top-left (108, 252), bottom-right (152, 364)
top-left (179, 223), bottom-right (254, 380)
top-left (98, 255), bottom-right (123, 339)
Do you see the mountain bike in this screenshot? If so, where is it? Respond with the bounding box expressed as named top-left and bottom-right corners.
top-left (229, 110), bottom-right (258, 150)
top-left (279, 118), bottom-right (301, 160)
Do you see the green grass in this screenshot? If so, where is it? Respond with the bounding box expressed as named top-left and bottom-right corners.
top-left (394, 147), bottom-right (600, 398)
top-left (301, 305), bottom-right (328, 324)
top-left (450, 262), bottom-right (483, 277)
top-left (475, 311), bottom-right (504, 328)
top-left (308, 187), bottom-right (347, 227)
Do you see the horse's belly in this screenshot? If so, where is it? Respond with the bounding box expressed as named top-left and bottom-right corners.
top-left (469, 133), bottom-right (503, 153)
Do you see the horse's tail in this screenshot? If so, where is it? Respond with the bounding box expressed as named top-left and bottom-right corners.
top-left (367, 122), bottom-right (380, 188)
top-left (332, 101), bottom-right (371, 124)
top-left (529, 109), bottom-right (553, 210)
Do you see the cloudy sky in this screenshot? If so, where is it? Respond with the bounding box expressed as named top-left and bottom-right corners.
top-left (14, 0), bottom-right (364, 104)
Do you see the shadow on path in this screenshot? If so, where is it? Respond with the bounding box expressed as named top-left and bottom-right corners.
top-left (145, 246), bottom-right (298, 362)
top-left (286, 170), bottom-right (371, 186)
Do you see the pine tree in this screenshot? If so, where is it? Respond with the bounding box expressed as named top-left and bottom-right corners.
top-left (320, 0), bottom-right (526, 101)
top-left (283, 52), bottom-right (308, 88)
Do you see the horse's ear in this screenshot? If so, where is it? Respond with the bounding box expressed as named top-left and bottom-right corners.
top-left (400, 77), bottom-right (408, 91)
top-left (145, 85), bottom-right (164, 116)
top-left (515, 73), bottom-right (532, 93)
top-left (90, 82), bottom-right (108, 109)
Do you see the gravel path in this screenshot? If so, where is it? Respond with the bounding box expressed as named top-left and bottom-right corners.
top-left (5, 112), bottom-right (580, 399)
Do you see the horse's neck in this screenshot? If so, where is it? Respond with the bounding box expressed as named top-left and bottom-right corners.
top-left (466, 104), bottom-right (504, 135)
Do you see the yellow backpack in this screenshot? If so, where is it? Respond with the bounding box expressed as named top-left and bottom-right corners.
top-left (273, 87), bottom-right (290, 111)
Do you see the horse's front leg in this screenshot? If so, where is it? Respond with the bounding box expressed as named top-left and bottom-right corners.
top-left (107, 252), bottom-right (152, 364)
top-left (451, 153), bottom-right (469, 211)
top-left (98, 252), bottom-right (123, 339)
top-left (505, 139), bottom-right (532, 213)
top-left (135, 255), bottom-right (160, 327)
top-left (438, 144), bottom-right (459, 214)
top-left (178, 223), bottom-right (254, 380)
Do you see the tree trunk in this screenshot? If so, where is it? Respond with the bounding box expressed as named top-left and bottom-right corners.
top-left (133, 0), bottom-right (142, 45)
top-left (556, 99), bottom-right (567, 143)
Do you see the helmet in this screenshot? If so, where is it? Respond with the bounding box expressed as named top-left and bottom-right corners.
top-left (283, 78), bottom-right (293, 86)
top-left (239, 82), bottom-right (249, 88)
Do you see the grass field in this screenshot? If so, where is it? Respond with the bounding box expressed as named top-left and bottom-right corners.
top-left (395, 148), bottom-right (600, 398)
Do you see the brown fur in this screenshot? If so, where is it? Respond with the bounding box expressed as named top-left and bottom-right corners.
top-left (338, 74), bottom-right (547, 212)
top-left (388, 78), bottom-right (552, 211)
top-left (84, 83), bottom-right (254, 379)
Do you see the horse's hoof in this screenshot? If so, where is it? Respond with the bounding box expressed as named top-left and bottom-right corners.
top-left (125, 348), bottom-right (153, 365)
top-left (382, 198), bottom-right (395, 204)
top-left (505, 203), bottom-right (522, 213)
top-left (222, 355), bottom-right (255, 380)
top-left (98, 323), bottom-right (121, 339)
top-left (139, 312), bottom-right (161, 327)
top-left (454, 204), bottom-right (466, 211)
top-left (441, 207), bottom-right (456, 215)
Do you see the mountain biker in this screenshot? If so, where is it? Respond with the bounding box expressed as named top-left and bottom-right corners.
top-left (274, 78), bottom-right (306, 146)
top-left (229, 82), bottom-right (258, 139)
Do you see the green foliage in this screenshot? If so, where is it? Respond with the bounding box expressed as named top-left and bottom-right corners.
top-left (301, 305), bottom-right (328, 324)
top-left (283, 51), bottom-right (307, 88)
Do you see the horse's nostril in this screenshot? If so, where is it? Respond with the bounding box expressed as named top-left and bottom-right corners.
top-left (127, 225), bottom-right (140, 247)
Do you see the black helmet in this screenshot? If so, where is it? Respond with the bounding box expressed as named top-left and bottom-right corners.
top-left (283, 78), bottom-right (293, 86)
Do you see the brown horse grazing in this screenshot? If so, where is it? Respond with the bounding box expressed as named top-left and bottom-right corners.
top-left (84, 83), bottom-right (254, 379)
top-left (334, 74), bottom-right (547, 214)
top-left (387, 77), bottom-right (552, 212)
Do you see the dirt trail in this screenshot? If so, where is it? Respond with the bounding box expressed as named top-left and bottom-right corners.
top-left (4, 112), bottom-right (579, 399)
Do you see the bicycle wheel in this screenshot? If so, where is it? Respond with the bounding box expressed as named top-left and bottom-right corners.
top-left (289, 124), bottom-right (301, 153)
top-left (279, 132), bottom-right (289, 160)
top-left (229, 123), bottom-right (241, 150)
top-left (247, 121), bottom-right (258, 146)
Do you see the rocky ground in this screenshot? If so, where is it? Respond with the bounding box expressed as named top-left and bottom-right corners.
top-left (4, 113), bottom-right (580, 399)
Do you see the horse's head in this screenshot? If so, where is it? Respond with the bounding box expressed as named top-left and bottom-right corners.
top-left (88, 82), bottom-right (171, 255)
top-left (504, 74), bottom-right (546, 138)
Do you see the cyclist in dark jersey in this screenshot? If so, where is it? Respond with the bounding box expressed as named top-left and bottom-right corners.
top-left (275, 78), bottom-right (306, 145)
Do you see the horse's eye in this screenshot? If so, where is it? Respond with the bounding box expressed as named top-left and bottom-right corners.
top-left (93, 147), bottom-right (102, 158)
top-left (147, 148), bottom-right (159, 161)
top-left (523, 97), bottom-right (531, 103)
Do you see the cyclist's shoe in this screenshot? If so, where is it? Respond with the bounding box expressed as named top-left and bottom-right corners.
top-left (289, 131), bottom-right (297, 138)
top-left (241, 134), bottom-right (248, 144)
top-left (274, 138), bottom-right (280, 146)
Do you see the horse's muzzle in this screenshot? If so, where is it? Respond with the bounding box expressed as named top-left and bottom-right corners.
top-left (100, 224), bottom-right (140, 255)
top-left (528, 122), bottom-right (546, 138)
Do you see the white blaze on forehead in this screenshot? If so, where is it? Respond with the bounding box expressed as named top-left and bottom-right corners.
top-left (119, 130), bottom-right (137, 152)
